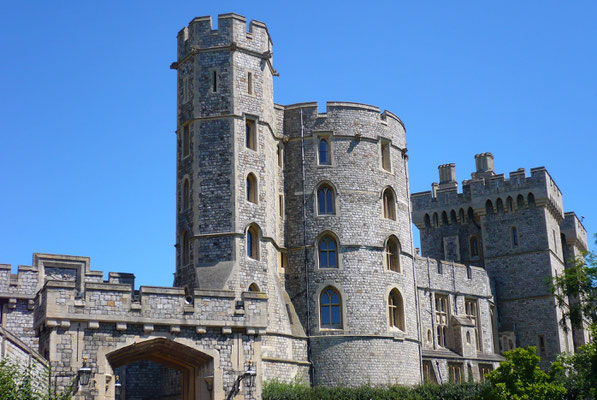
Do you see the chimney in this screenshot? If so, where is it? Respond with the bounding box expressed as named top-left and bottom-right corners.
top-left (472, 153), bottom-right (495, 180)
top-left (437, 163), bottom-right (457, 191)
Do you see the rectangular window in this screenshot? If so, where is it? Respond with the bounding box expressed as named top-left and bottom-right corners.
top-left (182, 76), bottom-right (191, 103)
top-left (448, 363), bottom-right (462, 383)
top-left (277, 144), bottom-right (284, 168)
top-left (538, 334), bottom-right (546, 354)
top-left (246, 119), bottom-right (256, 150)
top-left (247, 72), bottom-right (253, 95)
top-left (212, 69), bottom-right (218, 92)
top-left (423, 361), bottom-right (436, 383)
top-left (435, 294), bottom-right (449, 348)
top-left (479, 364), bottom-right (493, 383)
top-left (183, 125), bottom-right (190, 157)
top-left (465, 298), bottom-right (481, 351)
top-left (279, 194), bottom-right (284, 217)
top-left (381, 141), bottom-right (391, 172)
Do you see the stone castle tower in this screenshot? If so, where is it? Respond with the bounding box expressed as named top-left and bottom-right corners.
top-left (411, 153), bottom-right (590, 366)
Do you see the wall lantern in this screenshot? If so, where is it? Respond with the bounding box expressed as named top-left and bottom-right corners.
top-left (77, 357), bottom-right (92, 387)
top-left (114, 375), bottom-right (122, 398)
top-left (244, 360), bottom-right (256, 387)
top-left (226, 360), bottom-right (257, 400)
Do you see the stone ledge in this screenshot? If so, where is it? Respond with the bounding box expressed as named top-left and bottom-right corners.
top-left (261, 356), bottom-right (311, 366)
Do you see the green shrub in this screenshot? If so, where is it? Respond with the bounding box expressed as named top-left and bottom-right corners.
top-left (262, 380), bottom-right (494, 400)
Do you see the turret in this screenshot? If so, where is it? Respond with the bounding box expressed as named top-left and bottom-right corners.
top-left (472, 152), bottom-right (495, 180)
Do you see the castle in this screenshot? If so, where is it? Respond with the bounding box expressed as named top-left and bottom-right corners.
top-left (0, 13), bottom-right (590, 400)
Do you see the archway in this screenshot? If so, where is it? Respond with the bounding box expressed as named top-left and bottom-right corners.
top-left (106, 338), bottom-right (214, 400)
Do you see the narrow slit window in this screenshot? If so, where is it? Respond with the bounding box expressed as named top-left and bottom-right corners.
top-left (246, 173), bottom-right (257, 204)
top-left (247, 226), bottom-right (259, 260)
top-left (246, 119), bottom-right (256, 150)
top-left (381, 141), bottom-right (391, 171)
top-left (512, 227), bottom-right (519, 247)
top-left (212, 70), bottom-right (218, 92)
top-left (383, 189), bottom-right (396, 220)
top-left (247, 72), bottom-right (253, 95)
top-left (319, 138), bottom-right (330, 165)
top-left (182, 125), bottom-right (190, 157)
top-left (279, 194), bottom-right (284, 217)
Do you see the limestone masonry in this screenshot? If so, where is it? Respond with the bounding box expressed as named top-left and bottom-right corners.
top-left (0, 13), bottom-right (591, 400)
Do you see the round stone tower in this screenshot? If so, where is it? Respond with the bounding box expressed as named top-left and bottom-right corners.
top-left (282, 102), bottom-right (422, 385)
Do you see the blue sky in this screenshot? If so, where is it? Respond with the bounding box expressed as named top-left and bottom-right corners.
top-left (1, 1), bottom-right (595, 286)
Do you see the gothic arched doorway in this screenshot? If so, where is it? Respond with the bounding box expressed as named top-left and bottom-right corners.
top-left (106, 338), bottom-right (214, 400)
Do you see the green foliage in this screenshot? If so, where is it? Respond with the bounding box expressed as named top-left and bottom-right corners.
top-left (262, 380), bottom-right (494, 400)
top-left (484, 347), bottom-right (566, 400)
top-left (554, 334), bottom-right (597, 400)
top-left (0, 360), bottom-right (73, 400)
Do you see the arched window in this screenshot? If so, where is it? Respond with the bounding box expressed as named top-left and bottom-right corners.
top-left (506, 196), bottom-right (514, 212)
top-left (246, 119), bottom-right (256, 150)
top-left (511, 227), bottom-right (518, 247)
top-left (317, 184), bottom-right (335, 215)
top-left (467, 207), bottom-right (475, 224)
top-left (388, 289), bottom-right (405, 331)
top-left (527, 193), bottom-right (536, 208)
top-left (517, 194), bottom-right (525, 210)
top-left (424, 214), bottom-right (431, 228)
top-left (485, 200), bottom-right (494, 215)
top-left (383, 189), bottom-right (396, 220)
top-left (248, 283), bottom-right (260, 292)
top-left (181, 231), bottom-right (190, 266)
top-left (246, 173), bottom-right (257, 204)
top-left (459, 209), bottom-right (465, 224)
top-left (247, 225), bottom-right (259, 260)
top-left (320, 287), bottom-right (342, 328)
top-left (182, 179), bottom-right (190, 210)
top-left (496, 198), bottom-right (504, 213)
top-left (319, 235), bottom-right (338, 268)
top-left (433, 212), bottom-right (439, 227)
top-left (450, 210), bottom-right (458, 224)
top-left (442, 211), bottom-right (449, 225)
top-left (386, 236), bottom-right (401, 272)
top-left (470, 237), bottom-right (479, 258)
top-left (318, 138), bottom-right (330, 165)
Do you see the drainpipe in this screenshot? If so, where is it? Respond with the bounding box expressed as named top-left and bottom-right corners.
top-left (300, 109), bottom-right (314, 385)
top-left (403, 150), bottom-right (424, 383)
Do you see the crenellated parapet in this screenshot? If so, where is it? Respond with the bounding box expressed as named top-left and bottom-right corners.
top-left (33, 279), bottom-right (268, 336)
top-left (173, 13), bottom-right (272, 68)
top-left (281, 101), bottom-right (405, 148)
top-left (561, 212), bottom-right (589, 253)
top-left (412, 157), bottom-right (565, 229)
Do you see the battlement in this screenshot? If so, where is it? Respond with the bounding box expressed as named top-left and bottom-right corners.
top-left (175, 13), bottom-right (272, 63)
top-left (561, 212), bottom-right (588, 252)
top-left (281, 101), bottom-right (405, 144)
top-left (411, 155), bottom-right (564, 225)
top-left (414, 256), bottom-right (491, 298)
top-left (33, 278), bottom-right (268, 335)
top-left (0, 264), bottom-right (39, 297)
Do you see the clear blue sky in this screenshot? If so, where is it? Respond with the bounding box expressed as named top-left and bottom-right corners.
top-left (1, 1), bottom-right (595, 287)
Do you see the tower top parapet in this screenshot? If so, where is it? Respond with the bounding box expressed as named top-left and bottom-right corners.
top-left (172, 13), bottom-right (273, 69)
top-left (411, 154), bottom-right (565, 225)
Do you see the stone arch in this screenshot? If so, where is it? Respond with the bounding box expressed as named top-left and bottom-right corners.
top-left (441, 211), bottom-right (449, 225)
top-left (424, 214), bottom-right (431, 228)
top-left (450, 210), bottom-right (458, 224)
top-left (244, 222), bottom-right (262, 260)
top-left (381, 186), bottom-right (397, 220)
top-left (458, 208), bottom-right (465, 224)
top-left (527, 192), bottom-right (536, 208)
top-left (105, 338), bottom-right (218, 400)
top-left (517, 194), bottom-right (525, 210)
top-left (496, 198), bottom-right (504, 213)
top-left (485, 199), bottom-right (494, 215)
top-left (433, 212), bottom-right (439, 227)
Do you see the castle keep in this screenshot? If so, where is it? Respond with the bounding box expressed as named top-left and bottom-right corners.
top-left (0, 13), bottom-right (590, 400)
